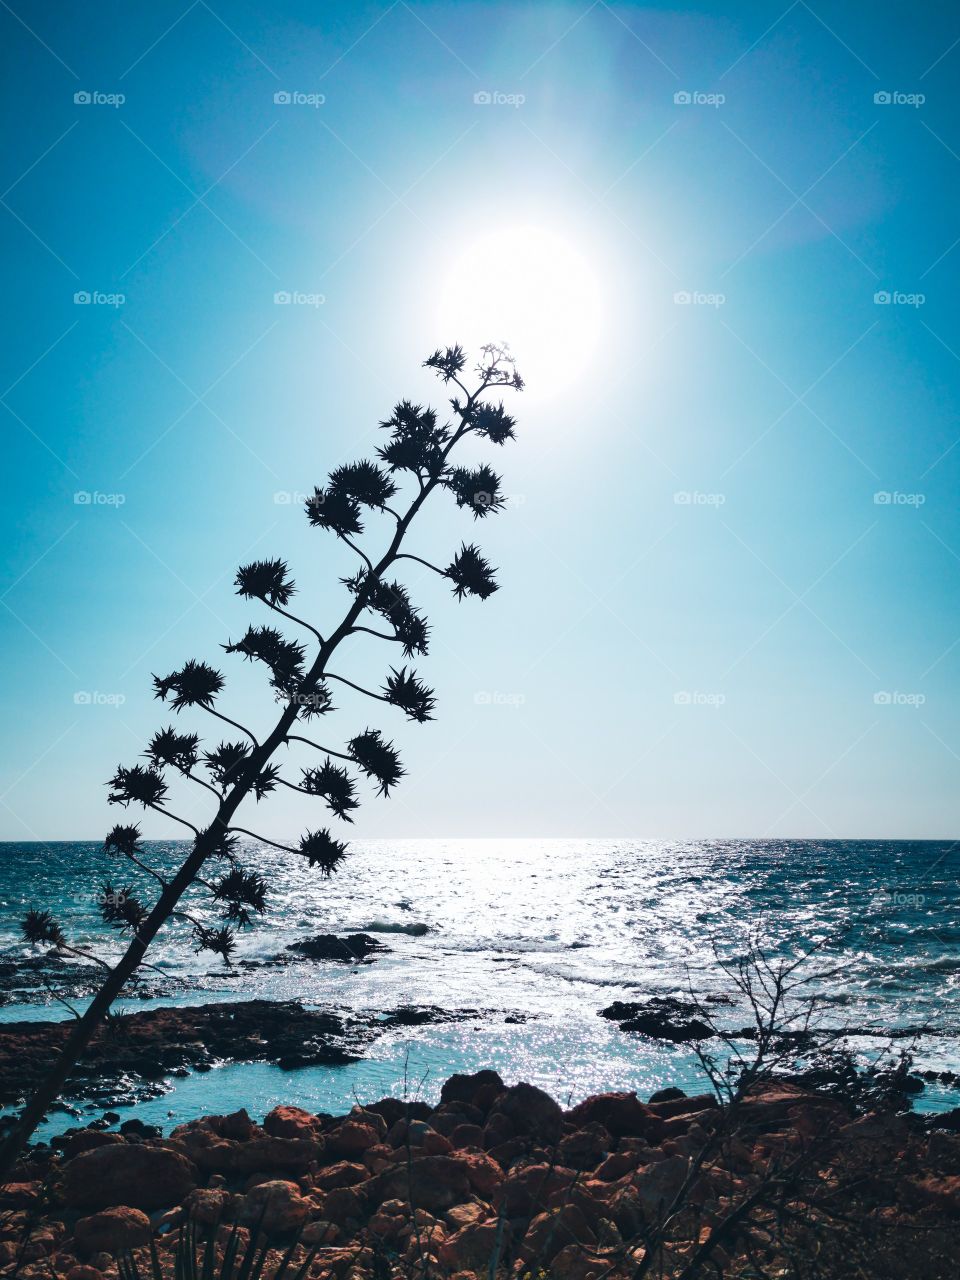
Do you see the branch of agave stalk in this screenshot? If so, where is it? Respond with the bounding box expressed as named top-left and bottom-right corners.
top-left (0, 375), bottom-right (509, 1180)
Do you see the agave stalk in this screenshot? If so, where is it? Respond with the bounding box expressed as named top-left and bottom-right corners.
top-left (0, 345), bottom-right (521, 1180)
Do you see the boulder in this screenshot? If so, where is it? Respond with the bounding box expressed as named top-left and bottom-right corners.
top-left (263, 1106), bottom-right (322, 1141)
top-left (369, 1155), bottom-right (472, 1213)
top-left (567, 1091), bottom-right (665, 1141)
top-left (520, 1204), bottom-right (597, 1264)
top-left (558, 1122), bottom-right (612, 1170)
top-left (439, 1221), bottom-right (506, 1273)
top-left (183, 1187), bottom-right (234, 1226)
top-left (239, 1181), bottom-right (310, 1234)
top-left (324, 1119), bottom-right (381, 1158)
top-left (439, 1069), bottom-right (505, 1113)
top-left (285, 934), bottom-right (386, 963)
top-left (489, 1082), bottom-right (563, 1145)
top-left (74, 1208), bottom-right (151, 1255)
top-left (451, 1151), bottom-right (503, 1198)
top-left (313, 1161), bottom-right (368, 1192)
top-left (63, 1143), bottom-right (196, 1211)
top-left (493, 1163), bottom-right (576, 1217)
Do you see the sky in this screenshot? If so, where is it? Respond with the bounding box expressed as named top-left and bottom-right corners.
top-left (1, 1), bottom-right (959, 841)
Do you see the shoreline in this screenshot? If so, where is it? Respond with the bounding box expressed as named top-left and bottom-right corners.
top-left (3, 1069), bottom-right (960, 1279)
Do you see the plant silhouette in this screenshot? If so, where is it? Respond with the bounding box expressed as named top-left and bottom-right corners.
top-left (0, 343), bottom-right (523, 1178)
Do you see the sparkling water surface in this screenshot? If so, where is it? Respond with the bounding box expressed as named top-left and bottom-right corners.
top-left (1, 838), bottom-right (957, 1136)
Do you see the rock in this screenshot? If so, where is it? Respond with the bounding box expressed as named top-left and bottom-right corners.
top-left (74, 1208), bottom-right (152, 1255)
top-left (440, 1069), bottom-right (505, 1113)
top-left (369, 1155), bottom-right (472, 1213)
top-left (567, 1091), bottom-right (666, 1141)
top-left (263, 1106), bottom-right (321, 1141)
top-left (119, 1118), bottom-right (161, 1140)
top-left (63, 1143), bottom-right (196, 1211)
top-left (364, 1098), bottom-right (432, 1128)
top-left (633, 1154), bottom-right (690, 1218)
top-left (646, 1091), bottom-right (717, 1119)
top-left (66, 1268), bottom-right (104, 1280)
top-left (285, 934), bottom-right (386, 963)
top-left (451, 1151), bottom-right (503, 1198)
top-left (445, 1203), bottom-right (486, 1230)
top-left (239, 1181), bottom-right (310, 1234)
top-left (183, 1188), bottom-right (234, 1225)
top-left (300, 1220), bottom-right (338, 1245)
top-left (59, 1131), bottom-right (124, 1160)
top-left (324, 1119), bottom-right (381, 1158)
top-left (315, 1185), bottom-right (367, 1227)
top-left (313, 1161), bottom-right (368, 1191)
top-left (493, 1163), bottom-right (576, 1217)
top-left (439, 1221), bottom-right (506, 1273)
top-left (558, 1122), bottom-right (612, 1170)
top-left (172, 1127), bottom-right (319, 1174)
top-left (548, 1242), bottom-right (611, 1280)
top-left (648, 1086), bottom-right (686, 1103)
top-left (489, 1082), bottom-right (563, 1144)
top-left (450, 1123), bottom-right (485, 1150)
top-left (601, 998), bottom-right (713, 1042)
top-left (521, 1204), bottom-right (597, 1263)
top-left (0, 1181), bottom-right (42, 1208)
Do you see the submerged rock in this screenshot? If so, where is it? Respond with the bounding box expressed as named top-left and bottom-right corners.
top-left (285, 933), bottom-right (387, 963)
top-left (600, 997), bottom-right (713, 1042)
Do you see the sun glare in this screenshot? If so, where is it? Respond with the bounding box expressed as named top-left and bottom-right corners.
top-left (437, 226), bottom-right (602, 397)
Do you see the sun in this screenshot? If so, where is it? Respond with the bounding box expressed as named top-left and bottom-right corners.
top-left (437, 226), bottom-right (602, 397)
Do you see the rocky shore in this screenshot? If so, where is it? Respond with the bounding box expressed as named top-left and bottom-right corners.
top-left (2, 1069), bottom-right (960, 1279)
top-left (0, 1001), bottom-right (493, 1112)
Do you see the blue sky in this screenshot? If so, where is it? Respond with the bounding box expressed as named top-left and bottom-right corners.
top-left (1, 1), bottom-right (958, 840)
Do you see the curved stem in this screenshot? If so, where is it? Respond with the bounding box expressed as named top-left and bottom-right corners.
top-left (324, 672), bottom-right (389, 704)
top-left (229, 827), bottom-right (297, 855)
top-left (350, 625), bottom-right (401, 643)
top-left (149, 804), bottom-right (200, 837)
top-left (285, 734), bottom-right (352, 762)
top-left (339, 533), bottom-right (373, 573)
top-left (266, 599), bottom-right (323, 644)
top-left (124, 852), bottom-right (168, 888)
top-left (383, 505), bottom-right (403, 523)
top-left (184, 769), bottom-right (222, 800)
top-left (204, 706), bottom-right (259, 748)
top-left (395, 553), bottom-right (446, 577)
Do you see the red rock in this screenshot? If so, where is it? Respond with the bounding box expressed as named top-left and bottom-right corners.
top-left (324, 1119), bottom-right (380, 1159)
top-left (445, 1203), bottom-right (486, 1230)
top-left (595, 1151), bottom-right (639, 1182)
top-left (300, 1220), bottom-right (338, 1245)
top-left (0, 1181), bottom-right (42, 1208)
top-left (61, 1132), bottom-right (124, 1160)
top-left (449, 1123), bottom-right (485, 1150)
top-left (567, 1092), bottom-right (665, 1142)
top-left (218, 1110), bottom-right (256, 1141)
top-left (645, 1092), bottom-right (717, 1119)
top-left (316, 1186), bottom-right (367, 1227)
top-left (489, 1082), bottom-right (563, 1144)
top-left (438, 1221), bottom-right (506, 1272)
top-left (240, 1180), bottom-right (310, 1233)
top-left (63, 1143), bottom-right (196, 1211)
top-left (439, 1070), bottom-right (505, 1113)
top-left (173, 1129), bottom-right (318, 1174)
top-left (548, 1242), bottom-right (612, 1280)
top-left (493, 1163), bottom-right (576, 1216)
top-left (521, 1204), bottom-right (597, 1263)
top-left (450, 1151), bottom-right (503, 1199)
top-left (74, 1208), bottom-right (151, 1255)
top-left (183, 1188), bottom-right (234, 1225)
top-left (313, 1161), bottom-right (368, 1191)
top-left (369, 1155), bottom-right (472, 1213)
top-left (263, 1106), bottom-right (321, 1141)
top-left (66, 1267), bottom-right (103, 1280)
top-left (558, 1121), bottom-right (612, 1170)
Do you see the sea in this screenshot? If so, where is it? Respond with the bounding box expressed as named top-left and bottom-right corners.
top-left (1, 838), bottom-right (958, 1139)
